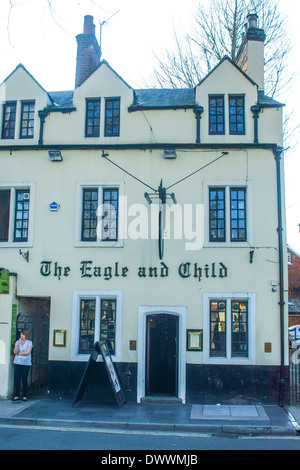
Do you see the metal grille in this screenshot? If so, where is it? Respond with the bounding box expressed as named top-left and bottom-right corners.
top-left (16, 307), bottom-right (50, 392)
top-left (289, 347), bottom-right (300, 404)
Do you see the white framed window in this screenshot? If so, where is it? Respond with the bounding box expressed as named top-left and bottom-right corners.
top-left (71, 290), bottom-right (122, 362)
top-left (203, 181), bottom-right (253, 247)
top-left (74, 181), bottom-right (124, 247)
top-left (203, 293), bottom-right (256, 365)
top-left (0, 183), bottom-right (35, 247)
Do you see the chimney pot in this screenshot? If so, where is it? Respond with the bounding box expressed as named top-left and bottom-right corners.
top-left (84, 15), bottom-right (95, 34)
top-left (247, 13), bottom-right (258, 29)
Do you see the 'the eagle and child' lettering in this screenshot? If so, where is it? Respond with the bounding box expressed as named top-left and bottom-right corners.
top-left (40, 260), bottom-right (228, 281)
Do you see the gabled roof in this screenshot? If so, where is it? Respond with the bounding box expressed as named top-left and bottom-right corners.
top-left (1, 63), bottom-right (53, 103)
top-left (76, 59), bottom-right (133, 91)
top-left (196, 55), bottom-right (258, 87)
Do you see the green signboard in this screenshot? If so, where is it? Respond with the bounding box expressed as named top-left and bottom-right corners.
top-left (0, 269), bottom-right (9, 294)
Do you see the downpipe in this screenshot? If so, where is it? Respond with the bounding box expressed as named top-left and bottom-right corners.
top-left (273, 146), bottom-right (286, 406)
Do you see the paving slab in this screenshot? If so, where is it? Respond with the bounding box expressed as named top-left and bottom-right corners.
top-left (190, 404), bottom-right (268, 421)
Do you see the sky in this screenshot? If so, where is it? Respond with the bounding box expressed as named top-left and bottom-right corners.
top-left (0, 0), bottom-right (299, 252)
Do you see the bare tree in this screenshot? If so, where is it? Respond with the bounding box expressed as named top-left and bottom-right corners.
top-left (5, 0), bottom-right (111, 44)
top-left (151, 0), bottom-right (292, 98)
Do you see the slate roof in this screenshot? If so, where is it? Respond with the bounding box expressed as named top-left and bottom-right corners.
top-left (47, 90), bottom-right (75, 111)
top-left (44, 58), bottom-right (284, 113)
top-left (45, 87), bottom-right (283, 113)
top-left (129, 88), bottom-right (196, 111)
top-left (257, 91), bottom-right (284, 108)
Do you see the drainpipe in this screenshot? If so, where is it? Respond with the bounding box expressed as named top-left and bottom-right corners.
top-left (251, 105), bottom-right (261, 143)
top-left (193, 106), bottom-right (204, 143)
top-left (38, 110), bottom-right (49, 145)
top-left (273, 146), bottom-right (286, 406)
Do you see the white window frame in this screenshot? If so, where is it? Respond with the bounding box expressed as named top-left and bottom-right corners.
top-left (74, 181), bottom-right (124, 247)
top-left (71, 290), bottom-right (122, 362)
top-left (0, 182), bottom-right (35, 247)
top-left (203, 292), bottom-right (256, 365)
top-left (203, 181), bottom-right (253, 247)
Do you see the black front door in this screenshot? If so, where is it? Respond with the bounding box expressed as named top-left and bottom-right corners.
top-left (146, 314), bottom-right (178, 396)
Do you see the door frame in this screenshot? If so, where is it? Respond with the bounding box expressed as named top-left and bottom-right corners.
top-left (137, 306), bottom-right (186, 403)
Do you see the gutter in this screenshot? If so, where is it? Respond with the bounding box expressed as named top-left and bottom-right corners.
top-left (0, 142), bottom-right (279, 152)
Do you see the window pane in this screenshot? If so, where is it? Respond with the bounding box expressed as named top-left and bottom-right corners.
top-left (209, 188), bottom-right (225, 241)
top-left (105, 98), bottom-right (120, 136)
top-left (85, 99), bottom-right (100, 137)
top-left (210, 300), bottom-right (226, 357)
top-left (101, 188), bottom-right (119, 241)
top-left (229, 96), bottom-right (245, 134)
top-left (209, 96), bottom-right (224, 134)
top-left (230, 188), bottom-right (246, 241)
top-left (14, 190), bottom-right (30, 242)
top-left (79, 299), bottom-right (96, 353)
top-left (81, 189), bottom-right (98, 241)
top-left (20, 101), bottom-right (35, 139)
top-left (100, 299), bottom-right (116, 354)
top-left (0, 190), bottom-right (10, 241)
top-left (231, 301), bottom-right (248, 357)
top-left (2, 102), bottom-right (16, 139)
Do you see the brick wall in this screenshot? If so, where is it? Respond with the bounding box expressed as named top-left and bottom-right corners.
top-left (75, 16), bottom-right (100, 88)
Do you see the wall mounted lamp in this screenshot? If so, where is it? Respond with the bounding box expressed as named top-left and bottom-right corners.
top-left (48, 150), bottom-right (63, 162)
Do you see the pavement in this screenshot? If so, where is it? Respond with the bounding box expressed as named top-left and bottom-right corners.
top-left (0, 397), bottom-right (300, 436)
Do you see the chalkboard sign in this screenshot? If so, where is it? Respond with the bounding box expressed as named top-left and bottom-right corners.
top-left (72, 341), bottom-right (125, 408)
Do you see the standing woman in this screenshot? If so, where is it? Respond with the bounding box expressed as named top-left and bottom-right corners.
top-left (12, 330), bottom-right (33, 401)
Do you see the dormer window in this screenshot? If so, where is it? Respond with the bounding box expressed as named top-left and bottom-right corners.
top-left (85, 98), bottom-right (100, 137)
top-left (209, 96), bottom-right (224, 135)
top-left (2, 102), bottom-right (17, 139)
top-left (229, 95), bottom-right (245, 134)
top-left (20, 101), bottom-right (35, 138)
top-left (105, 98), bottom-right (120, 136)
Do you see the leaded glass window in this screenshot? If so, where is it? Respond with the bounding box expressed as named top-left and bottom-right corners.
top-left (100, 299), bottom-right (116, 354)
top-left (2, 102), bottom-right (16, 139)
top-left (20, 101), bottom-right (35, 138)
top-left (209, 96), bottom-right (224, 134)
top-left (85, 99), bottom-right (100, 137)
top-left (81, 188), bottom-right (98, 241)
top-left (79, 298), bottom-right (96, 353)
top-left (230, 188), bottom-right (246, 241)
top-left (105, 98), bottom-right (120, 136)
top-left (14, 190), bottom-right (30, 242)
top-left (210, 300), bottom-right (226, 357)
top-left (209, 188), bottom-right (225, 242)
top-left (0, 190), bottom-right (10, 241)
top-left (229, 96), bottom-right (245, 134)
top-left (102, 188), bottom-right (119, 241)
top-left (231, 301), bottom-right (248, 357)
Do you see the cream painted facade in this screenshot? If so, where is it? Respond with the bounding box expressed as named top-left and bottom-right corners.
top-left (0, 15), bottom-right (289, 404)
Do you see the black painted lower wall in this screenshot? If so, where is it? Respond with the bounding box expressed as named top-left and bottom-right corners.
top-left (186, 363), bottom-right (289, 405)
top-left (47, 361), bottom-right (289, 405)
top-left (47, 361), bottom-right (138, 403)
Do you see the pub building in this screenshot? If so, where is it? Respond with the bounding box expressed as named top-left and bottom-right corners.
top-left (0, 14), bottom-right (289, 405)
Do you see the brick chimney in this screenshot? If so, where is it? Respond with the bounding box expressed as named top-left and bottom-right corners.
top-left (75, 15), bottom-right (101, 88)
top-left (236, 13), bottom-right (266, 92)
